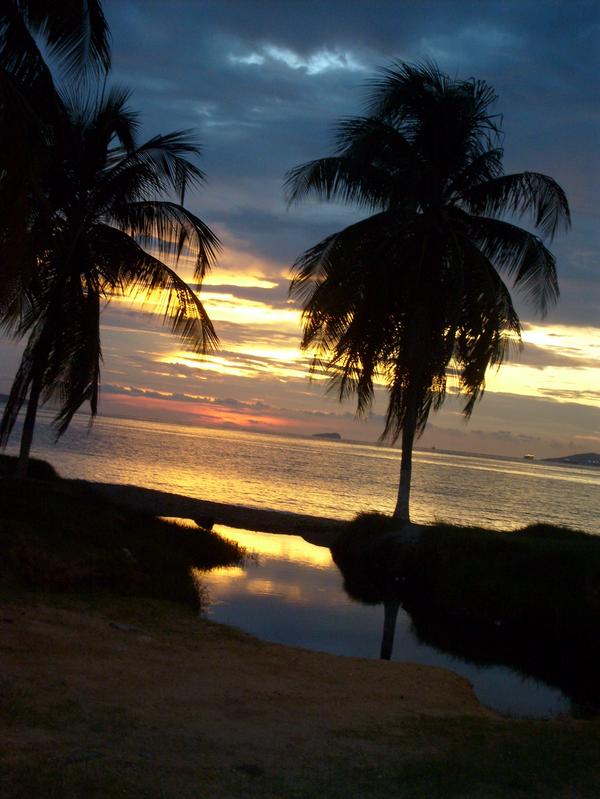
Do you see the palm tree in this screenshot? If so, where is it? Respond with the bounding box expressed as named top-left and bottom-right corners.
top-left (0, 86), bottom-right (220, 476)
top-left (286, 62), bottom-right (570, 523)
top-left (0, 0), bottom-right (111, 328)
top-left (0, 0), bottom-right (110, 84)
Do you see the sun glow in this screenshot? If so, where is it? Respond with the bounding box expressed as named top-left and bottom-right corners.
top-left (161, 347), bottom-right (324, 382)
top-left (202, 293), bottom-right (301, 328)
top-left (479, 324), bottom-right (600, 408)
top-left (522, 324), bottom-right (600, 362)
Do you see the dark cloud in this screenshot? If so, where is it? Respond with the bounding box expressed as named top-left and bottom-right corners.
top-left (104, 0), bottom-right (600, 327)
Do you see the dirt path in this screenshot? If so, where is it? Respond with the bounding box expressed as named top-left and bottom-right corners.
top-left (0, 594), bottom-right (491, 797)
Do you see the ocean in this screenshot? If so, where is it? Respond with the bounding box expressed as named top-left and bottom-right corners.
top-left (5, 411), bottom-right (599, 534)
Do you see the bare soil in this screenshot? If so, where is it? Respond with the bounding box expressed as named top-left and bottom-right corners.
top-left (0, 592), bottom-right (490, 797)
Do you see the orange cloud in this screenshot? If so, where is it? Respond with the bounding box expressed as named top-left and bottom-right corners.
top-left (103, 391), bottom-right (294, 431)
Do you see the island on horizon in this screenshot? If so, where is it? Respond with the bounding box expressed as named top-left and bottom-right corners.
top-left (543, 452), bottom-right (600, 467)
top-left (312, 432), bottom-right (342, 440)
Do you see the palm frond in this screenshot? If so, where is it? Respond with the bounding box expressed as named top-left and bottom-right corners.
top-left (0, 333), bottom-right (37, 445)
top-left (0, 1), bottom-right (54, 88)
top-left (284, 156), bottom-right (391, 210)
top-left (109, 201), bottom-right (220, 281)
top-left (91, 223), bottom-right (219, 354)
top-left (462, 172), bottom-right (571, 240)
top-left (21, 0), bottom-right (110, 78)
top-left (104, 131), bottom-right (207, 204)
top-left (49, 278), bottom-right (102, 436)
top-left (467, 215), bottom-right (559, 315)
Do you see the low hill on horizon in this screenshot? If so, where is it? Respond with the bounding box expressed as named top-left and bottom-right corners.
top-left (543, 452), bottom-right (600, 467)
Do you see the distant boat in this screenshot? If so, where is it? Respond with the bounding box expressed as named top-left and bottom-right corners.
top-left (523, 454), bottom-right (535, 460)
top-left (312, 432), bottom-right (342, 440)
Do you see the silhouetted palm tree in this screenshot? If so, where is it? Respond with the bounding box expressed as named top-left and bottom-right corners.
top-left (0, 0), bottom-right (109, 83)
top-left (0, 0), bottom-right (111, 327)
top-left (286, 62), bottom-right (570, 522)
top-left (0, 87), bottom-right (220, 476)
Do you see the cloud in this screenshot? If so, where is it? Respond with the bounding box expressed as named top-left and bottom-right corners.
top-left (229, 45), bottom-right (366, 75)
top-left (106, 0), bottom-right (598, 333)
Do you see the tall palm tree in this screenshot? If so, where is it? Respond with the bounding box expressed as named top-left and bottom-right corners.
top-left (286, 62), bottom-right (570, 523)
top-left (0, 86), bottom-right (220, 476)
top-left (0, 0), bottom-right (111, 326)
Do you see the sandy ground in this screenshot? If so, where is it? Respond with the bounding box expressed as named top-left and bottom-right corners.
top-left (0, 594), bottom-right (491, 795)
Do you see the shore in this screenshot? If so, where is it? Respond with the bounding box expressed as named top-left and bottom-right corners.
top-left (85, 480), bottom-right (347, 546)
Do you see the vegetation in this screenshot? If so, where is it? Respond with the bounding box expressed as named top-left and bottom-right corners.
top-left (0, 5), bottom-right (220, 477)
top-left (3, 707), bottom-right (600, 799)
top-left (0, 457), bottom-right (243, 605)
top-left (335, 512), bottom-right (600, 634)
top-left (286, 62), bottom-right (570, 522)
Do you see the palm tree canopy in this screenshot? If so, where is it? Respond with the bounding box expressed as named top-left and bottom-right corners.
top-left (0, 86), bottom-right (220, 442)
top-left (286, 61), bottom-right (570, 442)
top-left (0, 0), bottom-right (110, 85)
top-left (0, 1), bottom-right (111, 321)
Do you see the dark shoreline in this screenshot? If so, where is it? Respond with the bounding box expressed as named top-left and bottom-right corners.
top-left (83, 480), bottom-right (346, 547)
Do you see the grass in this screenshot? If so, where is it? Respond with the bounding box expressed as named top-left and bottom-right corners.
top-left (0, 457), bottom-right (244, 606)
top-left (334, 512), bottom-right (600, 637)
top-left (3, 710), bottom-right (600, 798)
top-left (331, 715), bottom-right (600, 798)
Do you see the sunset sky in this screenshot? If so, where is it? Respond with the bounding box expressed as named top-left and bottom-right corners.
top-left (1, 0), bottom-right (598, 458)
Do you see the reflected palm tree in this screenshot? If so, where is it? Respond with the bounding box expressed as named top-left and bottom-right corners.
top-left (286, 61), bottom-right (570, 522)
top-left (331, 534), bottom-right (407, 660)
top-left (331, 529), bottom-right (600, 712)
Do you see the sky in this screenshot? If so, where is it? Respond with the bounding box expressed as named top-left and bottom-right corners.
top-left (1, 0), bottom-right (599, 457)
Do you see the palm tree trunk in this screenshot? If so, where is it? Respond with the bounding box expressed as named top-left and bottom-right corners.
top-left (15, 376), bottom-right (42, 479)
top-left (393, 404), bottom-right (417, 522)
top-left (380, 596), bottom-right (401, 660)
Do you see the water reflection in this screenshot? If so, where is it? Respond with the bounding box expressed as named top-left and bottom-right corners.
top-left (202, 526), bottom-right (580, 719)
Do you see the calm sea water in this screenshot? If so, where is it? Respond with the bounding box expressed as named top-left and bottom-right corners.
top-left (6, 410), bottom-right (599, 533)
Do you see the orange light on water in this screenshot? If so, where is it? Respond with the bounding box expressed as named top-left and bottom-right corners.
top-left (211, 526), bottom-right (333, 568)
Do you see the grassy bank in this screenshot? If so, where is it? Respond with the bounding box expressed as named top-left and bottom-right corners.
top-left (333, 512), bottom-right (600, 710)
top-left (0, 456), bottom-right (243, 606)
top-left (333, 512), bottom-right (600, 637)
